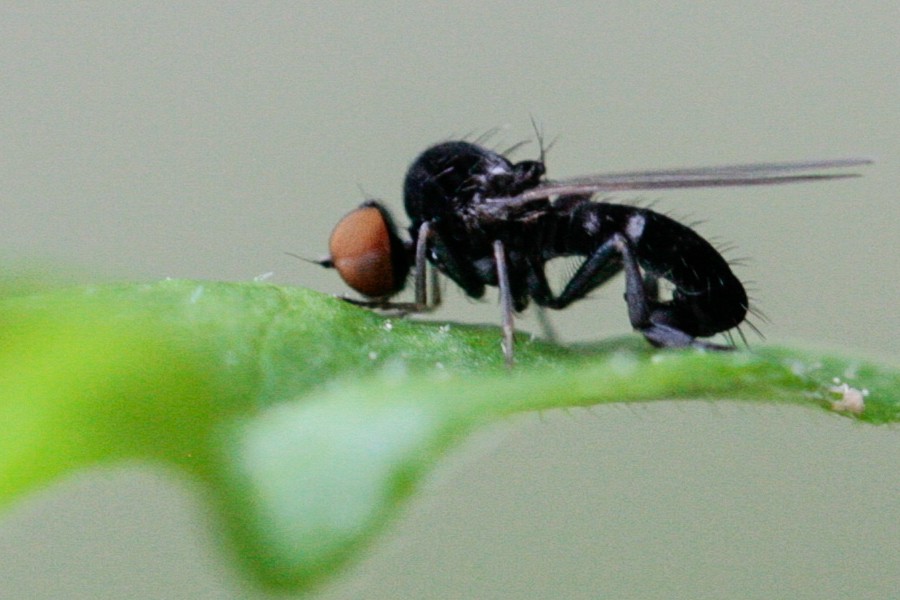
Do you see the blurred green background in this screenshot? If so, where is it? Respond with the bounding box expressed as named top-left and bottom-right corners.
top-left (1, 3), bottom-right (897, 598)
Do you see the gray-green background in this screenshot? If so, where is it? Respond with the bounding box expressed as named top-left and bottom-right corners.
top-left (1, 3), bottom-right (897, 598)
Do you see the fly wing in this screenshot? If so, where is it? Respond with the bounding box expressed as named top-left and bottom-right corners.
top-left (512, 157), bottom-right (872, 201)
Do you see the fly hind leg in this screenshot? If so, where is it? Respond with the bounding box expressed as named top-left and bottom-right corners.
top-left (528, 233), bottom-right (733, 350)
top-left (615, 235), bottom-right (733, 350)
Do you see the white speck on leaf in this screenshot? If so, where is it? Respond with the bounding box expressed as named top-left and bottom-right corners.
top-left (828, 383), bottom-right (866, 415)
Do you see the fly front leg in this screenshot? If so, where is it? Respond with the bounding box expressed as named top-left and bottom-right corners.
top-left (344, 221), bottom-right (441, 314)
top-left (412, 221), bottom-right (441, 310)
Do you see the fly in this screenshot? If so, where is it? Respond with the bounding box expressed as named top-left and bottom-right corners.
top-left (318, 139), bottom-right (870, 366)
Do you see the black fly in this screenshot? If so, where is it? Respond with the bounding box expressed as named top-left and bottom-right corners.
top-left (319, 140), bottom-right (869, 365)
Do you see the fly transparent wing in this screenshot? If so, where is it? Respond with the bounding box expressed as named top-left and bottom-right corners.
top-left (513, 157), bottom-right (872, 201)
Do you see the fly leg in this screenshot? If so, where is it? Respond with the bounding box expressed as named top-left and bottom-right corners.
top-left (493, 240), bottom-right (516, 367)
top-left (341, 221), bottom-right (442, 314)
top-left (533, 305), bottom-right (558, 343)
top-left (529, 234), bottom-right (730, 350)
top-left (614, 235), bottom-right (732, 350)
top-left (614, 235), bottom-right (694, 348)
top-left (412, 221), bottom-right (441, 309)
top-left (526, 239), bottom-right (623, 310)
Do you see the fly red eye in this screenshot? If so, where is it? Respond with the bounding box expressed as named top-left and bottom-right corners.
top-left (328, 202), bottom-right (409, 298)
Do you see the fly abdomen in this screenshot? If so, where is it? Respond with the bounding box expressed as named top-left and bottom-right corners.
top-left (633, 209), bottom-right (748, 336)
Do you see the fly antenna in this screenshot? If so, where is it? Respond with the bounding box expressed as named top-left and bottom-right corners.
top-left (286, 251), bottom-right (332, 268)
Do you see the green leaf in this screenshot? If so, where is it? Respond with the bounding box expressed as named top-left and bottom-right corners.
top-left (0, 280), bottom-right (897, 591)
